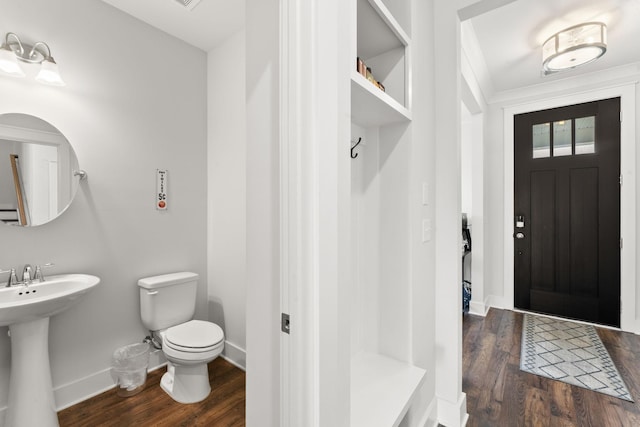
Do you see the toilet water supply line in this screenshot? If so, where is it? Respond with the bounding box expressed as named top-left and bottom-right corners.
top-left (143, 332), bottom-right (162, 350)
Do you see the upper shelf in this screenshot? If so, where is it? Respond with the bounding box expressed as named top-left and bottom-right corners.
top-left (353, 0), bottom-right (411, 128)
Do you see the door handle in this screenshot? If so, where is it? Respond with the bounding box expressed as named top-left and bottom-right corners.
top-left (515, 232), bottom-right (525, 239)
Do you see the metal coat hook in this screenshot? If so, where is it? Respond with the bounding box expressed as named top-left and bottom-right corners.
top-left (351, 137), bottom-right (362, 159)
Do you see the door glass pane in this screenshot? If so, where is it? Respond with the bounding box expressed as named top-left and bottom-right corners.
top-left (575, 116), bottom-right (595, 154)
top-left (553, 120), bottom-right (572, 156)
top-left (532, 123), bottom-right (550, 158)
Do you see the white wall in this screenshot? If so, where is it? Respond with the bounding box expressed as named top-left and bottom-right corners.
top-left (460, 100), bottom-right (487, 314)
top-left (350, 124), bottom-right (381, 356)
top-left (460, 104), bottom-right (474, 297)
top-left (405, 0), bottom-right (438, 423)
top-left (207, 30), bottom-right (247, 369)
top-left (461, 104), bottom-right (473, 218)
top-left (350, 122), bottom-right (412, 362)
top-left (0, 0), bottom-right (207, 423)
top-left (378, 124), bottom-right (412, 361)
top-left (433, 0), bottom-right (467, 425)
top-left (484, 102), bottom-right (506, 301)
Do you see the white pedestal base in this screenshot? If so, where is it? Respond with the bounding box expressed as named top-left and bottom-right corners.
top-left (160, 362), bottom-right (211, 404)
top-left (6, 317), bottom-right (59, 427)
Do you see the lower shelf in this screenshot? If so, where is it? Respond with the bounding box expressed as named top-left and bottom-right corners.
top-left (351, 352), bottom-right (427, 427)
top-left (350, 72), bottom-right (411, 127)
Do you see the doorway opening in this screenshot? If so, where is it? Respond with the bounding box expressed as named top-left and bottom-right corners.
top-left (503, 85), bottom-right (636, 333)
top-left (513, 98), bottom-right (621, 327)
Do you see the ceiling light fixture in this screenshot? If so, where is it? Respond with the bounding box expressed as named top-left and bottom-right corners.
top-left (542, 22), bottom-right (607, 75)
top-left (173, 0), bottom-right (205, 12)
top-left (0, 32), bottom-right (65, 86)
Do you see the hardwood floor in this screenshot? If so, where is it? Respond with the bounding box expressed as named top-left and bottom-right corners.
top-left (463, 308), bottom-right (640, 427)
top-left (55, 311), bottom-right (639, 426)
top-left (57, 358), bottom-right (245, 427)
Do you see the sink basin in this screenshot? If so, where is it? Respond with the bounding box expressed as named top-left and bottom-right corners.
top-left (0, 273), bottom-right (100, 327)
top-left (2, 273), bottom-right (100, 427)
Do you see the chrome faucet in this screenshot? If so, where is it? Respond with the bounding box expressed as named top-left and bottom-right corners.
top-left (22, 264), bottom-right (33, 285)
top-left (0, 263), bottom-right (53, 287)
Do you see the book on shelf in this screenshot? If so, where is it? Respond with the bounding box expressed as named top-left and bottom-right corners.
top-left (355, 57), bottom-right (385, 92)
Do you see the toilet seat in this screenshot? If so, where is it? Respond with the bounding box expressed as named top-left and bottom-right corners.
top-left (162, 320), bottom-right (224, 358)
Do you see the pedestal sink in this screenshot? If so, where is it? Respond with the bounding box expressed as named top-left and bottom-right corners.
top-left (0, 274), bottom-right (100, 427)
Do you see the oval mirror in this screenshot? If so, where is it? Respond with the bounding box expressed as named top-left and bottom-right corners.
top-left (0, 113), bottom-right (80, 227)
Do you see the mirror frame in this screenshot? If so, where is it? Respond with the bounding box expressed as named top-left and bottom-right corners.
top-left (0, 113), bottom-right (81, 227)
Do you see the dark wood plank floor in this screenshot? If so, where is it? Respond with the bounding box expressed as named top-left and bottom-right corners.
top-left (463, 308), bottom-right (640, 427)
top-left (58, 358), bottom-right (245, 427)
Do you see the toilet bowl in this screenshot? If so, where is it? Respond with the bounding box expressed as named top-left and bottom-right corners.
top-left (138, 272), bottom-right (225, 404)
top-left (158, 320), bottom-right (225, 403)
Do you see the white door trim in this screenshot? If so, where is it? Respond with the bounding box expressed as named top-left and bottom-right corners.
top-left (279, 0), bottom-right (318, 425)
top-left (461, 71), bottom-right (487, 317)
top-left (503, 83), bottom-right (637, 332)
top-left (279, 0), bottom-right (352, 425)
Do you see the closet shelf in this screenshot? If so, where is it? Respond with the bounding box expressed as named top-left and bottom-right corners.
top-left (351, 71), bottom-right (412, 127)
top-left (351, 352), bottom-right (427, 427)
top-left (358, 0), bottom-right (410, 58)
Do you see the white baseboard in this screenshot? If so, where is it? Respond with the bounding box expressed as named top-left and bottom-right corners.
top-left (222, 340), bottom-right (246, 370)
top-left (486, 295), bottom-right (507, 310)
top-left (437, 392), bottom-right (468, 427)
top-left (468, 298), bottom-right (489, 317)
top-left (0, 370), bottom-right (119, 427)
top-left (148, 347), bottom-right (167, 371)
top-left (0, 343), bottom-right (243, 427)
top-left (54, 367), bottom-right (115, 411)
top-left (54, 351), bottom-right (166, 413)
top-left (54, 346), bottom-right (167, 413)
top-left (53, 342), bottom-right (238, 413)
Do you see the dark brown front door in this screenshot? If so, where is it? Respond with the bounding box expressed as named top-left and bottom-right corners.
top-left (514, 97), bottom-right (621, 327)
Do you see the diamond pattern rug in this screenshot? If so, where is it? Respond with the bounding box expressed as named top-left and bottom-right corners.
top-left (520, 314), bottom-right (633, 401)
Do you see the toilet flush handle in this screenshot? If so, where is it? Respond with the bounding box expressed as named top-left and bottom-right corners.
top-left (147, 290), bottom-right (158, 295)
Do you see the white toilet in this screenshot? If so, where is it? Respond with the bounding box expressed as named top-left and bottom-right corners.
top-left (138, 272), bottom-right (224, 404)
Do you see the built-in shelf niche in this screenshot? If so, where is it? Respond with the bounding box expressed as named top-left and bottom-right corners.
top-left (350, 0), bottom-right (420, 424)
top-left (352, 0), bottom-right (411, 128)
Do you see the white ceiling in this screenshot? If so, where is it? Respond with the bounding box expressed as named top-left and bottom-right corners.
top-left (468, 0), bottom-right (640, 94)
top-left (100, 0), bottom-right (640, 94)
top-left (100, 0), bottom-right (244, 51)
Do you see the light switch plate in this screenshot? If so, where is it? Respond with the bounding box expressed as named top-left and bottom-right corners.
top-left (422, 219), bottom-right (431, 242)
top-left (422, 183), bottom-right (429, 206)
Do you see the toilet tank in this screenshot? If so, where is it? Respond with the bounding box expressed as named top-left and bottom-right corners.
top-left (138, 272), bottom-right (198, 331)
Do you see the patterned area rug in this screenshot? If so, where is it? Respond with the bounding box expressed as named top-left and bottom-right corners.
top-left (520, 314), bottom-right (633, 401)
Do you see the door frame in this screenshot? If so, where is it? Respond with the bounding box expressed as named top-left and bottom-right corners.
top-left (279, 0), bottom-right (352, 425)
top-left (503, 84), bottom-right (637, 333)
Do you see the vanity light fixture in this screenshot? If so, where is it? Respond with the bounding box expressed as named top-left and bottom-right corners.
top-left (542, 22), bottom-right (607, 75)
top-left (0, 32), bottom-right (65, 86)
